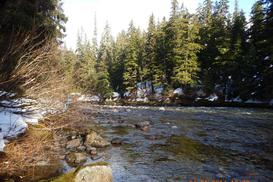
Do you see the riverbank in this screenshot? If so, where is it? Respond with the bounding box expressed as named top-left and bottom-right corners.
top-left (98, 99), bottom-right (273, 109)
top-left (0, 104), bottom-right (112, 181)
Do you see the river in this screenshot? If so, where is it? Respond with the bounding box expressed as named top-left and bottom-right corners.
top-left (73, 104), bottom-right (273, 182)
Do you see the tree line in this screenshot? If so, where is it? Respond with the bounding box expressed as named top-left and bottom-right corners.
top-left (63, 0), bottom-right (273, 102)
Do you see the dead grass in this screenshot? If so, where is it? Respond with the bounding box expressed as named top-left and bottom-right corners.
top-left (41, 103), bottom-right (93, 132)
top-left (0, 124), bottom-right (57, 180)
top-left (0, 103), bottom-right (93, 181)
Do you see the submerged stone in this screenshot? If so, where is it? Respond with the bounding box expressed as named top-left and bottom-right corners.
top-left (84, 131), bottom-right (110, 148)
top-left (66, 152), bottom-right (87, 166)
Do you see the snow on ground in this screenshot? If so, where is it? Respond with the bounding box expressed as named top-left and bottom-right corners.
top-left (0, 111), bottom-right (28, 151)
top-left (0, 132), bottom-right (5, 152)
top-left (0, 108), bottom-right (54, 152)
top-left (173, 88), bottom-right (183, 96)
top-left (0, 95), bottom-right (62, 152)
top-left (78, 95), bottom-right (100, 102)
top-left (245, 99), bottom-right (264, 104)
top-left (206, 94), bottom-right (218, 102)
top-left (136, 97), bottom-right (149, 102)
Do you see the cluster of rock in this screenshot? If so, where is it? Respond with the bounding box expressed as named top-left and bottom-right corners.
top-left (55, 130), bottom-right (110, 167)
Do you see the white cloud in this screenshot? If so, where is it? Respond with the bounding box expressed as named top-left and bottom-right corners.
top-left (62, 0), bottom-right (198, 49)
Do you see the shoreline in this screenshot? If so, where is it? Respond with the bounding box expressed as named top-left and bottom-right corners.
top-left (89, 100), bottom-right (273, 109)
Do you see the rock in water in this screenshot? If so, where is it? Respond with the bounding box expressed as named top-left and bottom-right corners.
top-left (66, 138), bottom-right (82, 150)
top-left (135, 121), bottom-right (150, 129)
top-left (84, 131), bottom-right (110, 148)
top-left (75, 165), bottom-right (113, 182)
top-left (111, 138), bottom-right (123, 146)
top-left (66, 152), bottom-right (87, 166)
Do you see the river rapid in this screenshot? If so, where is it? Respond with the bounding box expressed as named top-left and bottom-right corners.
top-left (76, 104), bottom-right (273, 182)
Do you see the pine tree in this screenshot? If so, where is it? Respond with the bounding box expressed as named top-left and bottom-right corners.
top-left (74, 29), bottom-right (97, 93)
top-left (228, 1), bottom-right (248, 99)
top-left (164, 0), bottom-right (180, 85)
top-left (197, 0), bottom-right (214, 94)
top-left (247, 0), bottom-right (267, 99)
top-left (154, 18), bottom-right (168, 88)
top-left (112, 31), bottom-right (128, 93)
top-left (172, 7), bottom-right (201, 88)
top-left (123, 21), bottom-right (139, 93)
top-left (208, 0), bottom-right (231, 97)
top-left (96, 22), bottom-right (114, 99)
top-left (144, 14), bottom-right (158, 91)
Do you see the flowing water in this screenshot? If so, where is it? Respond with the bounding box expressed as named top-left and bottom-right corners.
top-left (80, 104), bottom-right (273, 182)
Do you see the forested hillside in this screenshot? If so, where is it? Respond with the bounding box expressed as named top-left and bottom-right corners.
top-left (61, 0), bottom-right (273, 103)
top-left (0, 0), bottom-right (272, 105)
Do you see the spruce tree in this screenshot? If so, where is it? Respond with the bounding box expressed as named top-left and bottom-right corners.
top-left (172, 7), bottom-right (201, 88)
top-left (123, 21), bottom-right (139, 93)
top-left (248, 0), bottom-right (267, 99)
top-left (228, 1), bottom-right (248, 99)
top-left (144, 14), bottom-right (158, 92)
top-left (262, 0), bottom-right (273, 98)
top-left (96, 22), bottom-right (114, 99)
top-left (112, 31), bottom-right (127, 93)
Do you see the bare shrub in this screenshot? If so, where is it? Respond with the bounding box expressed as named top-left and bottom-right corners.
top-left (0, 29), bottom-right (72, 110)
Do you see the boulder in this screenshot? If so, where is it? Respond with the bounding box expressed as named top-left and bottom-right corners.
top-left (111, 138), bottom-right (124, 146)
top-left (66, 152), bottom-right (87, 166)
top-left (66, 138), bottom-right (82, 150)
top-left (84, 131), bottom-right (110, 148)
top-left (135, 121), bottom-right (150, 129)
top-left (75, 165), bottom-right (113, 182)
top-left (140, 126), bottom-right (149, 132)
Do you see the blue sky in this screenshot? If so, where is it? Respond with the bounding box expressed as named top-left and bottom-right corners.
top-left (62, 0), bottom-right (257, 49)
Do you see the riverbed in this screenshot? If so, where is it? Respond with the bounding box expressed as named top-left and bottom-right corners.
top-left (69, 104), bottom-right (273, 182)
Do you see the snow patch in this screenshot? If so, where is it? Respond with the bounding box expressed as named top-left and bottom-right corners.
top-left (124, 91), bottom-right (131, 97)
top-left (89, 96), bottom-right (100, 102)
top-left (173, 88), bottom-right (183, 96)
top-left (159, 107), bottom-right (165, 111)
top-left (0, 132), bottom-right (5, 152)
top-left (0, 111), bottom-right (28, 139)
top-left (136, 97), bottom-right (149, 103)
top-left (206, 94), bottom-right (218, 102)
top-left (78, 95), bottom-right (100, 102)
top-left (232, 97), bottom-right (242, 103)
top-left (113, 92), bottom-right (120, 98)
top-left (245, 99), bottom-right (264, 104)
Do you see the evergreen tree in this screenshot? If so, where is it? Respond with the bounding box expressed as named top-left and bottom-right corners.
top-left (262, 0), bottom-right (273, 98)
top-left (164, 0), bottom-right (180, 85)
top-left (96, 22), bottom-right (114, 99)
top-left (154, 18), bottom-right (168, 88)
top-left (208, 0), bottom-right (231, 97)
top-left (123, 21), bottom-right (141, 93)
top-left (172, 7), bottom-right (201, 88)
top-left (247, 0), bottom-right (267, 99)
top-left (197, 0), bottom-right (214, 94)
top-left (144, 14), bottom-right (158, 91)
top-left (228, 1), bottom-right (248, 98)
top-left (112, 31), bottom-right (128, 93)
top-left (74, 29), bottom-right (97, 93)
